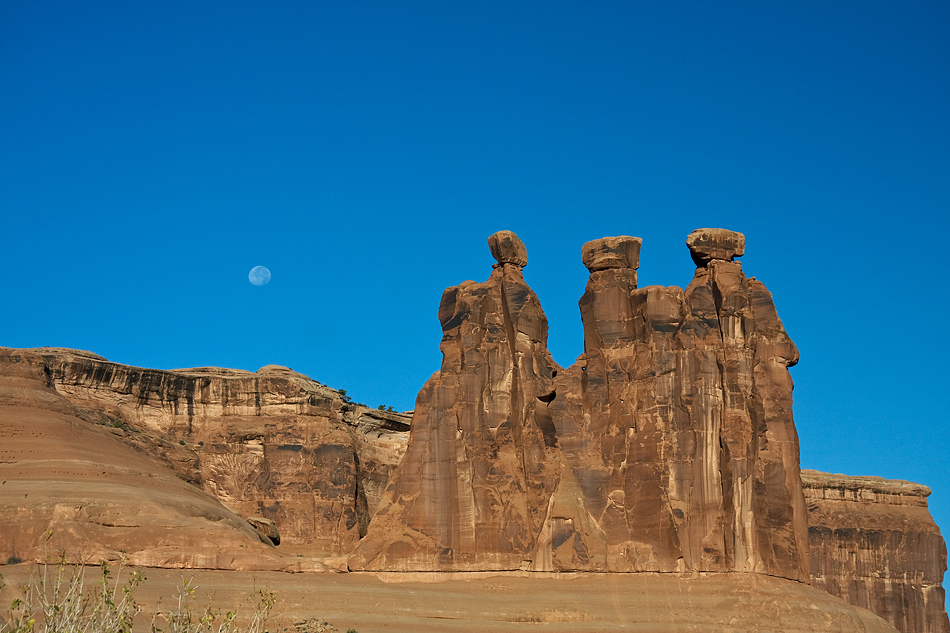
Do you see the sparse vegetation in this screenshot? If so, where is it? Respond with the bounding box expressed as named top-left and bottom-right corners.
top-left (5, 557), bottom-right (22, 566)
top-left (0, 557), bottom-right (355, 633)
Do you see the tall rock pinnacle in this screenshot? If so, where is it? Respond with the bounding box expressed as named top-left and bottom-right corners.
top-left (552, 228), bottom-right (809, 579)
top-left (349, 231), bottom-right (563, 570)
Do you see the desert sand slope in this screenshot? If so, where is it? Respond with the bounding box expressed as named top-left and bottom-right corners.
top-left (0, 567), bottom-right (900, 632)
top-left (0, 349), bottom-right (321, 570)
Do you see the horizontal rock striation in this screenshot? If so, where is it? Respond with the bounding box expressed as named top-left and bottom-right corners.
top-left (0, 349), bottom-right (298, 569)
top-left (5, 347), bottom-right (411, 558)
top-left (804, 469), bottom-right (949, 633)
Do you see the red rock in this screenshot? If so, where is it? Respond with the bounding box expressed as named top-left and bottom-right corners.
top-left (549, 231), bottom-right (809, 579)
top-left (487, 229), bottom-right (528, 268)
top-left (350, 232), bottom-right (562, 570)
top-left (581, 235), bottom-right (642, 272)
top-left (3, 347), bottom-right (411, 559)
top-left (686, 227), bottom-right (745, 266)
top-left (803, 469), bottom-right (949, 633)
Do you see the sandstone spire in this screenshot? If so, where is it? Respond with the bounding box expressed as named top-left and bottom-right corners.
top-left (550, 229), bottom-right (810, 579)
top-left (349, 231), bottom-right (563, 570)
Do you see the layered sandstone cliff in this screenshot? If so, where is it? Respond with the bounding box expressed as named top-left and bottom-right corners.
top-left (0, 349), bottom-right (293, 569)
top-left (804, 469), bottom-right (949, 633)
top-left (0, 347), bottom-right (410, 562)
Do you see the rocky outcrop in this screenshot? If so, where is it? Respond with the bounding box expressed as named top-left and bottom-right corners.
top-left (0, 349), bottom-right (301, 569)
top-left (551, 229), bottom-right (810, 579)
top-left (352, 229), bottom-right (811, 580)
top-left (350, 231), bottom-right (564, 570)
top-left (3, 347), bottom-right (411, 559)
top-left (804, 470), bottom-right (949, 633)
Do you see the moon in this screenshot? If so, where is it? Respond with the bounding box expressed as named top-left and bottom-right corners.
top-left (248, 266), bottom-right (271, 286)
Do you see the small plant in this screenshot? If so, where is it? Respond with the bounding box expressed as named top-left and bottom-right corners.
top-left (1, 557), bottom-right (144, 633)
top-left (386, 406), bottom-right (395, 413)
top-left (0, 558), bottom-right (279, 633)
top-left (5, 557), bottom-right (22, 565)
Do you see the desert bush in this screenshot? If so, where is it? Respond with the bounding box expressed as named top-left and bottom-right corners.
top-left (0, 559), bottom-right (276, 633)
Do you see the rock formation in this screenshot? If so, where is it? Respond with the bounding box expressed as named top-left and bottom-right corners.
top-left (804, 470), bottom-right (949, 633)
top-left (0, 347), bottom-right (411, 563)
top-left (0, 227), bottom-right (946, 632)
top-left (350, 231), bottom-right (565, 570)
top-left (551, 229), bottom-right (809, 579)
top-left (0, 349), bottom-right (291, 569)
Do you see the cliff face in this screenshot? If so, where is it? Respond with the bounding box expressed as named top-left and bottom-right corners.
top-left (0, 349), bottom-right (294, 569)
top-left (804, 470), bottom-right (949, 633)
top-left (15, 348), bottom-right (410, 557)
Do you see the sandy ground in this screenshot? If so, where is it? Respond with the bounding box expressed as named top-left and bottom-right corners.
top-left (0, 565), bottom-right (896, 633)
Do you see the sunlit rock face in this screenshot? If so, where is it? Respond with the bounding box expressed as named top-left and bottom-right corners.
top-left (17, 348), bottom-right (410, 556)
top-left (350, 231), bottom-right (567, 571)
top-left (353, 229), bottom-right (810, 580)
top-left (551, 229), bottom-right (810, 579)
top-left (804, 470), bottom-right (950, 633)
top-left (0, 349), bottom-right (293, 570)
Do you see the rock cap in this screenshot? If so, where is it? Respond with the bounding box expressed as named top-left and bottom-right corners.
top-left (686, 228), bottom-right (745, 266)
top-left (582, 236), bottom-right (642, 272)
top-left (488, 230), bottom-right (528, 268)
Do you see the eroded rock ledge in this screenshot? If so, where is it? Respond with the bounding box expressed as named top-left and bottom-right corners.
top-left (804, 469), bottom-right (948, 633)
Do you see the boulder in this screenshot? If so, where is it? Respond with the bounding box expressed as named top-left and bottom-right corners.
top-left (488, 230), bottom-right (528, 267)
top-left (686, 227), bottom-right (745, 266)
top-left (581, 235), bottom-right (642, 272)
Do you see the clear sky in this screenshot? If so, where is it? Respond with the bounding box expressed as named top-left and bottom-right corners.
top-left (3, 1), bottom-right (949, 549)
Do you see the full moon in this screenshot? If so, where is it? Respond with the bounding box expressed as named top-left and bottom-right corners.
top-left (248, 266), bottom-right (271, 286)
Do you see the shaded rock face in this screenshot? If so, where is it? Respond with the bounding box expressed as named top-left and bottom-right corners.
top-left (804, 470), bottom-right (949, 633)
top-left (12, 348), bottom-right (411, 557)
top-left (550, 233), bottom-right (810, 579)
top-left (351, 232), bottom-right (563, 570)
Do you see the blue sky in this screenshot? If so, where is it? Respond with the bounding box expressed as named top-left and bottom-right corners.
top-left (3, 1), bottom-right (949, 546)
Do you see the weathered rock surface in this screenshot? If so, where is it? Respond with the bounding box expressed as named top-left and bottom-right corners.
top-left (1, 346), bottom-right (411, 561)
top-left (350, 231), bottom-right (563, 571)
top-left (0, 349), bottom-right (300, 569)
top-left (550, 229), bottom-right (810, 579)
top-left (248, 516), bottom-right (280, 545)
top-left (487, 229), bottom-right (528, 268)
top-left (804, 469), bottom-right (949, 633)
top-left (686, 227), bottom-right (745, 265)
top-left (581, 235), bottom-right (642, 272)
